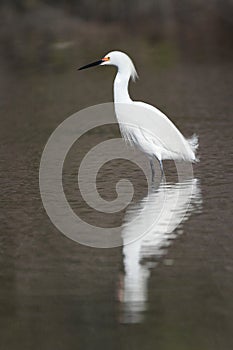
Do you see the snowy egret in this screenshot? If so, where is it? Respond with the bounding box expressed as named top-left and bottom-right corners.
top-left (79, 51), bottom-right (198, 178)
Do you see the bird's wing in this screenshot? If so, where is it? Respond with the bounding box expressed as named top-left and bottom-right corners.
top-left (115, 101), bottom-right (197, 161)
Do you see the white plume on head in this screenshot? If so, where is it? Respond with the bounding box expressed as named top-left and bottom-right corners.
top-left (130, 60), bottom-right (139, 82)
top-left (103, 50), bottom-right (139, 81)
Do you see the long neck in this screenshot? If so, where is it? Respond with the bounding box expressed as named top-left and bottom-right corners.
top-left (114, 71), bottom-right (132, 103)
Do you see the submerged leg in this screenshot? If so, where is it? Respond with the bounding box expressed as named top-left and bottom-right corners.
top-left (154, 155), bottom-right (164, 179)
top-left (159, 159), bottom-right (164, 177)
top-left (150, 158), bottom-right (155, 183)
top-left (150, 156), bottom-right (165, 185)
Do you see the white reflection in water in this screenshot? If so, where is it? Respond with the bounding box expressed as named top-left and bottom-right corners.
top-left (118, 178), bottom-right (202, 324)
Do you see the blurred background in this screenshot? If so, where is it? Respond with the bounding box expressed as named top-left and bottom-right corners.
top-left (1, 1), bottom-right (233, 350)
top-left (1, 0), bottom-right (232, 123)
top-left (0, 0), bottom-right (233, 69)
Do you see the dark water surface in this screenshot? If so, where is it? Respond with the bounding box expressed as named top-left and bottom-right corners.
top-left (1, 55), bottom-right (233, 350)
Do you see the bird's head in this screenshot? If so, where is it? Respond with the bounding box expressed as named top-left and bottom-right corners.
top-left (78, 51), bottom-right (138, 81)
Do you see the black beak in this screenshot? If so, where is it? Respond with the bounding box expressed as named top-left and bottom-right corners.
top-left (78, 59), bottom-right (103, 70)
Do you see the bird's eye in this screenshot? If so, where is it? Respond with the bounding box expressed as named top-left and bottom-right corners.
top-left (102, 56), bottom-right (110, 62)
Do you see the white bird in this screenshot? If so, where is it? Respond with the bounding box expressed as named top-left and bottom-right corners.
top-left (79, 51), bottom-right (198, 178)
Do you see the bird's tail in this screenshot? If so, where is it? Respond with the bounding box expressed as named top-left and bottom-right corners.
top-left (187, 133), bottom-right (199, 162)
